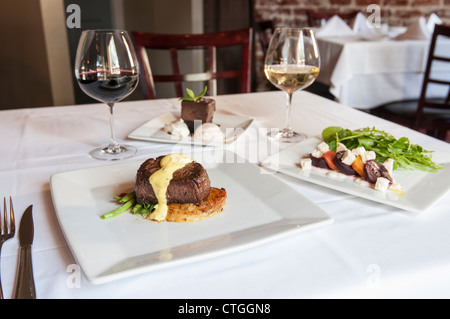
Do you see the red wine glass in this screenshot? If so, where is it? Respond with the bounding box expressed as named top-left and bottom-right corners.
top-left (75, 30), bottom-right (140, 160)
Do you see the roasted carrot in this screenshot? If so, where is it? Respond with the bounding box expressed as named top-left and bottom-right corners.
top-left (352, 156), bottom-right (365, 177)
top-left (323, 150), bottom-right (338, 170)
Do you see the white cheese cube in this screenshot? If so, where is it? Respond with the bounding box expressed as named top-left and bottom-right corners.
top-left (336, 143), bottom-right (347, 152)
top-left (383, 158), bottom-right (394, 174)
top-left (317, 142), bottom-right (329, 153)
top-left (374, 177), bottom-right (390, 192)
top-left (361, 150), bottom-right (376, 163)
top-left (311, 149), bottom-right (323, 158)
top-left (300, 158), bottom-right (312, 170)
top-left (341, 150), bottom-right (356, 165)
top-left (352, 146), bottom-right (366, 156)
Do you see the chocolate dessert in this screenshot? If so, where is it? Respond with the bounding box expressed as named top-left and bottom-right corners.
top-left (181, 97), bottom-right (216, 134)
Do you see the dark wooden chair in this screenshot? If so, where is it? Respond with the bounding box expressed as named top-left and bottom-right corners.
top-left (307, 10), bottom-right (358, 28)
top-left (370, 24), bottom-right (450, 141)
top-left (132, 28), bottom-right (253, 99)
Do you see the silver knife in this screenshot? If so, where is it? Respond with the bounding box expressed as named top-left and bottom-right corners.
top-left (14, 205), bottom-right (36, 299)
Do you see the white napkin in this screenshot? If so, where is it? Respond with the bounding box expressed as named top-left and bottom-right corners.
top-left (315, 15), bottom-right (354, 37)
top-left (396, 17), bottom-right (430, 40)
top-left (426, 13), bottom-right (442, 33)
top-left (350, 12), bottom-right (375, 34)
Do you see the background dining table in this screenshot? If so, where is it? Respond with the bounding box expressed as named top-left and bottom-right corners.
top-left (1, 91), bottom-right (450, 299)
top-left (317, 35), bottom-right (450, 109)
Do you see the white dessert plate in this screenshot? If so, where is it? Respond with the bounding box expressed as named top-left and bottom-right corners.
top-left (50, 150), bottom-right (333, 284)
top-left (128, 112), bottom-right (254, 146)
top-left (261, 137), bottom-right (450, 213)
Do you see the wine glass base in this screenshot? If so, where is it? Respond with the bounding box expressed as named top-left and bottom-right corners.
top-left (90, 144), bottom-right (137, 161)
top-left (267, 130), bottom-right (307, 143)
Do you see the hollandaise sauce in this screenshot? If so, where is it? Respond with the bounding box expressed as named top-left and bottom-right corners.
top-left (149, 153), bottom-right (193, 221)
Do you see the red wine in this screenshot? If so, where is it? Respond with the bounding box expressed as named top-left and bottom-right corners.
top-left (77, 70), bottom-right (139, 104)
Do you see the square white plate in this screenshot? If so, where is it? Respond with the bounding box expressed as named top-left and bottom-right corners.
top-left (128, 112), bottom-right (254, 146)
top-left (261, 138), bottom-right (450, 213)
top-left (50, 150), bottom-right (332, 284)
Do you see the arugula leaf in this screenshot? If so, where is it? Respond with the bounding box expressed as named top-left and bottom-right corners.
top-left (180, 86), bottom-right (208, 102)
top-left (322, 126), bottom-right (343, 143)
top-left (321, 126), bottom-right (442, 172)
top-left (199, 85), bottom-right (208, 97)
top-left (186, 88), bottom-right (195, 99)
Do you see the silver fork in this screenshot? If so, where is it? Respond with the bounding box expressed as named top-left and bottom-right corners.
top-left (0, 197), bottom-right (15, 299)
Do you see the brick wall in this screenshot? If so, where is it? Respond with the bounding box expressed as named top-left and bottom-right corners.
top-left (254, 0), bottom-right (450, 27)
top-left (253, 0), bottom-right (450, 91)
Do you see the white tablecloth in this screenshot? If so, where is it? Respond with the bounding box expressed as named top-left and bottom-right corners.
top-left (317, 36), bottom-right (450, 109)
top-left (1, 91), bottom-right (450, 299)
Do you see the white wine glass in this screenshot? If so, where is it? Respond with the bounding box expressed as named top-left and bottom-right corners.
top-left (264, 28), bottom-right (320, 143)
top-left (75, 30), bottom-right (140, 160)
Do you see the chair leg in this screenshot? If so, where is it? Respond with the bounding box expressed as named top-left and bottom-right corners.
top-left (426, 129), bottom-right (438, 138)
top-left (438, 129), bottom-right (448, 141)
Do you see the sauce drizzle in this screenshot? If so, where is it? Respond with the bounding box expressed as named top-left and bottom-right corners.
top-left (149, 153), bottom-right (193, 221)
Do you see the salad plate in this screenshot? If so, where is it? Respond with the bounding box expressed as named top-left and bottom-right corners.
top-left (128, 112), bottom-right (254, 146)
top-left (50, 150), bottom-right (332, 284)
top-left (261, 137), bottom-right (450, 213)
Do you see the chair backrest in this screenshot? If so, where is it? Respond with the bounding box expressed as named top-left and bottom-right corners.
top-left (132, 28), bottom-right (253, 99)
top-left (414, 24), bottom-right (450, 128)
top-left (307, 10), bottom-right (358, 27)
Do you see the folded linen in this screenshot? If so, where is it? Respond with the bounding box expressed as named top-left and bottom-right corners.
top-left (350, 12), bottom-right (375, 34)
top-left (396, 17), bottom-right (430, 40)
top-left (426, 13), bottom-right (442, 33)
top-left (315, 15), bottom-right (354, 37)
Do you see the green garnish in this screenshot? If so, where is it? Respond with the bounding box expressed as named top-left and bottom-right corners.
top-left (179, 86), bottom-right (208, 102)
top-left (101, 191), bottom-right (156, 219)
top-left (322, 126), bottom-right (442, 172)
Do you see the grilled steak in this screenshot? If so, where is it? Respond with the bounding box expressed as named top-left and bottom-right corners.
top-left (135, 156), bottom-right (211, 205)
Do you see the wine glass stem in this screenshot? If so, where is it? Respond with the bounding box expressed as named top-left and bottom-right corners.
top-left (107, 103), bottom-right (120, 152)
top-left (283, 92), bottom-right (294, 137)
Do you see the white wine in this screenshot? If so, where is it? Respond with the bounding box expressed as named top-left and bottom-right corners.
top-left (263, 28), bottom-right (320, 143)
top-left (264, 64), bottom-right (319, 93)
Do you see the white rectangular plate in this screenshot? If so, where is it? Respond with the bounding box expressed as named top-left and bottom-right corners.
top-left (128, 112), bottom-right (254, 146)
top-left (50, 151), bottom-right (332, 284)
top-left (261, 138), bottom-right (450, 213)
